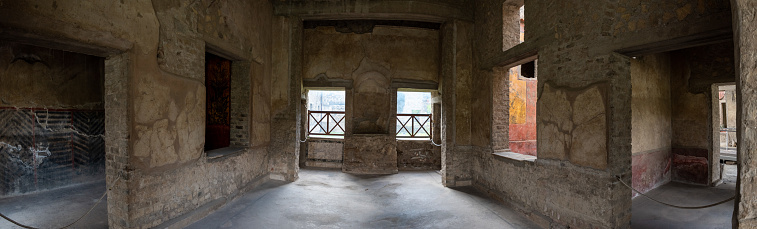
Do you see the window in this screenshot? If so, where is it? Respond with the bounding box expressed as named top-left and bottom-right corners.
top-left (307, 89), bottom-right (346, 138)
top-left (721, 102), bottom-right (727, 128)
top-left (492, 58), bottom-right (538, 158)
top-left (205, 53), bottom-right (231, 151)
top-left (519, 60), bottom-right (536, 80)
top-left (396, 91), bottom-right (433, 139)
top-left (519, 5), bottom-right (525, 43)
top-left (203, 50), bottom-right (251, 156)
top-left (502, 3), bottom-right (525, 50)
top-left (507, 60), bottom-right (537, 156)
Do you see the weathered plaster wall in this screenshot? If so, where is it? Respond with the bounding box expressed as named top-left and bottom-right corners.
top-left (630, 53), bottom-right (672, 197)
top-left (0, 42), bottom-right (104, 109)
top-left (131, 1), bottom-right (274, 227)
top-left (303, 26), bottom-right (439, 82)
top-left (273, 0), bottom-right (474, 22)
top-left (0, 1), bottom-right (274, 228)
top-left (441, 20), bottom-right (475, 187)
top-left (471, 0), bottom-right (732, 228)
top-left (302, 25), bottom-right (439, 174)
top-left (0, 42), bottom-right (105, 196)
top-left (269, 16), bottom-right (301, 181)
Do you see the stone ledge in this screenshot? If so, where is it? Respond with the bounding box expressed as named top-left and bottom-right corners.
top-left (492, 151), bottom-right (536, 165)
top-left (206, 146), bottom-right (247, 160)
top-left (307, 136), bottom-right (345, 141)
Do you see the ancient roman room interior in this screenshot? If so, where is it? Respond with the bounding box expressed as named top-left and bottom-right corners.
top-left (0, 0), bottom-right (756, 228)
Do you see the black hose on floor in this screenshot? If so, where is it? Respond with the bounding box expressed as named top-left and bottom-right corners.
top-left (616, 175), bottom-right (735, 209)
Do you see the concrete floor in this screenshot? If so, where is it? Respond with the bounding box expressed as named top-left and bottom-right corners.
top-left (3, 166), bottom-right (738, 229)
top-left (631, 180), bottom-right (736, 229)
top-left (189, 169), bottom-right (540, 229)
top-left (0, 181), bottom-right (108, 229)
top-left (722, 164), bottom-right (738, 185)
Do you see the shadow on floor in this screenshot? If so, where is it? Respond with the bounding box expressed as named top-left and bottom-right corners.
top-left (631, 181), bottom-right (735, 229)
top-left (189, 169), bottom-right (541, 229)
top-left (0, 180), bottom-right (108, 229)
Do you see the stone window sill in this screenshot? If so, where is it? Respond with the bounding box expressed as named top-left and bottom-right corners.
top-left (307, 135), bottom-right (344, 140)
top-left (206, 146), bottom-right (246, 160)
top-left (492, 151), bottom-right (536, 165)
top-left (396, 138), bottom-right (432, 141)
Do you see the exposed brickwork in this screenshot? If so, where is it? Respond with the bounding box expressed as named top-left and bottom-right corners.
top-left (305, 139), bottom-right (343, 169)
top-left (733, 1), bottom-right (757, 226)
top-left (104, 53), bottom-right (131, 229)
top-left (230, 63), bottom-right (251, 147)
top-left (127, 149), bottom-right (269, 228)
top-left (397, 140), bottom-right (441, 171)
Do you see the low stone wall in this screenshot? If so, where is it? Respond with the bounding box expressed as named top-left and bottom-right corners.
top-left (397, 140), bottom-right (441, 170)
top-left (305, 139), bottom-right (343, 168)
top-left (343, 135), bottom-right (397, 174)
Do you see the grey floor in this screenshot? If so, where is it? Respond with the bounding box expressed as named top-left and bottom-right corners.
top-left (631, 164), bottom-right (737, 229)
top-left (188, 169), bottom-right (540, 229)
top-left (0, 166), bottom-right (740, 229)
top-left (0, 181), bottom-right (108, 229)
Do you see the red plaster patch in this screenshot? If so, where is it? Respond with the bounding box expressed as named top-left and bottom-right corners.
top-left (510, 141), bottom-right (537, 156)
top-left (631, 150), bottom-right (672, 197)
top-left (672, 154), bottom-right (708, 184)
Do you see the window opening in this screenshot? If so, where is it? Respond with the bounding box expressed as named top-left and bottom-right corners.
top-left (307, 90), bottom-right (346, 137)
top-left (519, 5), bottom-right (525, 43)
top-left (205, 53), bottom-right (231, 151)
top-left (396, 91), bottom-right (433, 139)
top-left (505, 60), bottom-right (538, 156)
top-left (718, 86), bottom-right (736, 163)
top-left (502, 3), bottom-right (525, 50)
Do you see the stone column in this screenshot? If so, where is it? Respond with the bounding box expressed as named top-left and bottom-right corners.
top-left (342, 71), bottom-right (398, 174)
top-left (269, 16), bottom-right (302, 181)
top-left (732, 0), bottom-right (757, 227)
top-left (440, 20), bottom-right (474, 187)
top-left (104, 53), bottom-right (131, 229)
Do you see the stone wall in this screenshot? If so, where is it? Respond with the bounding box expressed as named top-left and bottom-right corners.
top-left (0, 42), bottom-right (105, 196)
top-left (630, 53), bottom-right (672, 197)
top-left (470, 0), bottom-right (732, 228)
top-left (343, 135), bottom-right (398, 174)
top-left (733, 0), bottom-right (757, 227)
top-left (305, 139), bottom-right (343, 169)
top-left (303, 26), bottom-right (440, 82)
top-left (303, 24), bottom-right (440, 174)
top-left (397, 140), bottom-right (441, 170)
top-left (0, 0), bottom-right (274, 228)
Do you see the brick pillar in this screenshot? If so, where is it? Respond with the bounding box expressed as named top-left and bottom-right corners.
top-left (269, 16), bottom-right (302, 181)
top-left (104, 53), bottom-right (131, 229)
top-left (733, 0), bottom-right (757, 227)
top-left (440, 20), bottom-right (474, 187)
